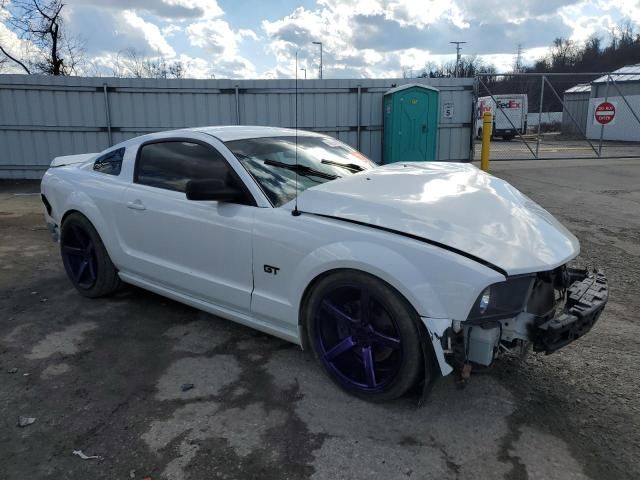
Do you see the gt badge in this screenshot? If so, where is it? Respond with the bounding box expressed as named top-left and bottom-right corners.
top-left (264, 265), bottom-right (280, 275)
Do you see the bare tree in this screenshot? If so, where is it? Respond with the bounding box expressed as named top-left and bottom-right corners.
top-left (418, 61), bottom-right (442, 78)
top-left (584, 35), bottom-right (601, 54)
top-left (401, 66), bottom-right (413, 79)
top-left (113, 48), bottom-right (187, 79)
top-left (169, 61), bottom-right (185, 79)
top-left (417, 56), bottom-right (496, 78)
top-left (615, 19), bottom-right (636, 48)
top-left (549, 37), bottom-right (577, 70)
top-left (0, 0), bottom-right (84, 75)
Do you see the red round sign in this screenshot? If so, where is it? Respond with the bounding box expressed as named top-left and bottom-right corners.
top-left (595, 101), bottom-right (615, 125)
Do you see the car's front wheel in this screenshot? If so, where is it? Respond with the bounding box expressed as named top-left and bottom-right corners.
top-left (60, 212), bottom-right (121, 298)
top-left (305, 270), bottom-right (430, 401)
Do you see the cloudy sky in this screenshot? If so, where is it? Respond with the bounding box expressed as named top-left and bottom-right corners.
top-left (1, 0), bottom-right (639, 78)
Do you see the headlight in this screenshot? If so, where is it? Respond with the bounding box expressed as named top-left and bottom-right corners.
top-left (468, 276), bottom-right (534, 320)
top-left (479, 287), bottom-right (491, 314)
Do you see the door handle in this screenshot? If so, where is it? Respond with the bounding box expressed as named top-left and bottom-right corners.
top-left (127, 200), bottom-right (146, 211)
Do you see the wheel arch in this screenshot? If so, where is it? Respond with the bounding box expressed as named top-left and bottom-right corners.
top-left (288, 240), bottom-right (459, 337)
top-left (60, 208), bottom-right (84, 225)
top-left (59, 206), bottom-right (118, 266)
top-left (61, 208), bottom-right (102, 237)
top-left (296, 265), bottom-right (436, 350)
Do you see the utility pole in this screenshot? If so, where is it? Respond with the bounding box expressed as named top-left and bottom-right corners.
top-left (300, 67), bottom-right (306, 79)
top-left (312, 41), bottom-right (322, 79)
top-left (449, 41), bottom-right (466, 77)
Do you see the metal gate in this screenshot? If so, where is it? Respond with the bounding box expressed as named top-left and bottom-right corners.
top-left (473, 70), bottom-right (640, 161)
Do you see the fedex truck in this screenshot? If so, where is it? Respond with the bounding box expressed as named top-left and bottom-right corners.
top-left (476, 94), bottom-right (528, 140)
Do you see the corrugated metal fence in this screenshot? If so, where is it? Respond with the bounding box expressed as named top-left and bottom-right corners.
top-left (0, 75), bottom-right (474, 179)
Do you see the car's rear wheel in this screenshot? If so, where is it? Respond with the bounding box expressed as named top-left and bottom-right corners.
top-left (60, 213), bottom-right (121, 298)
top-left (305, 270), bottom-right (429, 401)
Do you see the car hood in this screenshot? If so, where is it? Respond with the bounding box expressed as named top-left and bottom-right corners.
top-left (293, 162), bottom-right (579, 276)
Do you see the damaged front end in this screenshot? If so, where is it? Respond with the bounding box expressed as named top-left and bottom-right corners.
top-left (441, 266), bottom-right (608, 372)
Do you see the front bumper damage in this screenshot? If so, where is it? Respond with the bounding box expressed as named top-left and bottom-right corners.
top-left (533, 268), bottom-right (608, 353)
top-left (420, 268), bottom-right (609, 392)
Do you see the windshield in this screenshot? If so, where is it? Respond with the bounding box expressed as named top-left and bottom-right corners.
top-left (225, 135), bottom-right (376, 207)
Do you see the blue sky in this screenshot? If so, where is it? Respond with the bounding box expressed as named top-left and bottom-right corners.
top-left (1, 0), bottom-right (638, 78)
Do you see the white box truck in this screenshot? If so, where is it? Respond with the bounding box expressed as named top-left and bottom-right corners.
top-left (475, 94), bottom-right (528, 140)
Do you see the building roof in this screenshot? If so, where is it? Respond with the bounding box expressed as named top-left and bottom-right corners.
top-left (384, 83), bottom-right (440, 95)
top-left (565, 83), bottom-right (591, 94)
top-left (593, 64), bottom-right (640, 84)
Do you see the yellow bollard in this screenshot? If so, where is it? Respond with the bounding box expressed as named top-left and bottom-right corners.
top-left (480, 111), bottom-right (492, 172)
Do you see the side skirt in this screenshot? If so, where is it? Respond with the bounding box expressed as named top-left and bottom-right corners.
top-left (118, 271), bottom-right (301, 346)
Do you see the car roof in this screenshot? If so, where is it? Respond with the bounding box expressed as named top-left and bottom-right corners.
top-left (194, 125), bottom-right (324, 142)
top-left (108, 125), bottom-right (327, 152)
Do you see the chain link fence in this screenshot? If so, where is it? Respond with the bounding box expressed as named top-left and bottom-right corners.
top-left (473, 72), bottom-right (640, 161)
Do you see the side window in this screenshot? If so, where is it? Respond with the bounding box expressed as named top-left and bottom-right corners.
top-left (93, 148), bottom-right (125, 175)
top-left (135, 141), bottom-right (231, 193)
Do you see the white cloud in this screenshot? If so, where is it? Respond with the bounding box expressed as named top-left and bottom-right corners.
top-left (601, 0), bottom-right (640, 24)
top-left (316, 0), bottom-right (467, 29)
top-left (175, 53), bottom-right (214, 77)
top-left (558, 2), bottom-right (617, 42)
top-left (67, 0), bottom-right (223, 19)
top-left (260, 1), bottom-right (575, 78)
top-left (188, 19), bottom-right (238, 52)
top-left (162, 24), bottom-right (183, 38)
top-left (168, 0), bottom-right (224, 18)
top-left (5, 0), bottom-right (640, 79)
top-left (0, 2), bottom-right (41, 73)
top-left (186, 18), bottom-right (257, 77)
top-left (121, 10), bottom-right (175, 57)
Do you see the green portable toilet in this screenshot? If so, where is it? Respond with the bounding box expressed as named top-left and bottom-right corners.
top-left (383, 84), bottom-right (439, 163)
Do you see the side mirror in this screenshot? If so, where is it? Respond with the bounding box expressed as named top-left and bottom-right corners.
top-left (185, 179), bottom-right (245, 202)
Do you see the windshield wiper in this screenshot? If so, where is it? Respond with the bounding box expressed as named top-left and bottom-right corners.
top-left (321, 159), bottom-right (365, 173)
top-left (263, 159), bottom-right (340, 180)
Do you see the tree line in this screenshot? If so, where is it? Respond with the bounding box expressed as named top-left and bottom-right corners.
top-left (414, 19), bottom-right (640, 81)
top-left (415, 20), bottom-right (640, 112)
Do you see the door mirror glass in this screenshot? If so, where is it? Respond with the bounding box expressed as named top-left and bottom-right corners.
top-left (185, 179), bottom-right (244, 202)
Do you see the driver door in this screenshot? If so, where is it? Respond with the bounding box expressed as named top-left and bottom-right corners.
top-left (114, 138), bottom-right (255, 314)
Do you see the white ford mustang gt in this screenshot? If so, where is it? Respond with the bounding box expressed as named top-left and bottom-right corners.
top-left (40, 126), bottom-right (608, 401)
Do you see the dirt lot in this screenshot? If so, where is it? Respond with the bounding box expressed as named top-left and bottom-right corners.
top-left (1, 159), bottom-right (639, 480)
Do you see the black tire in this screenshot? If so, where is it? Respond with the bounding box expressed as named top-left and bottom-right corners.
top-left (304, 270), bottom-right (433, 402)
top-left (60, 212), bottom-right (121, 298)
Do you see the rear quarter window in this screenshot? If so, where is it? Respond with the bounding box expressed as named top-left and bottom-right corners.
top-left (93, 148), bottom-right (125, 176)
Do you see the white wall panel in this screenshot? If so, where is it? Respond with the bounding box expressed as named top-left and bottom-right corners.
top-left (0, 75), bottom-right (474, 178)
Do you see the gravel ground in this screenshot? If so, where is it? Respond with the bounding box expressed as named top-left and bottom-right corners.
top-left (1, 159), bottom-right (639, 480)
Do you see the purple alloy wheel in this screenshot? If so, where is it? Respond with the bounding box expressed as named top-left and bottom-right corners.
top-left (314, 285), bottom-right (403, 392)
top-left (61, 224), bottom-right (98, 289)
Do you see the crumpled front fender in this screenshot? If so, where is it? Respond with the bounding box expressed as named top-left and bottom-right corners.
top-left (421, 317), bottom-right (454, 376)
